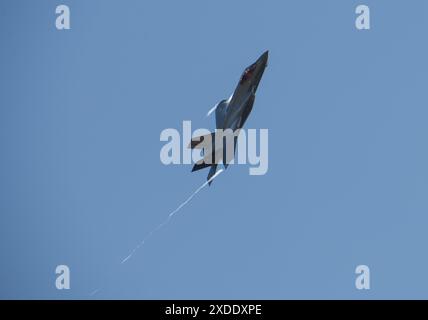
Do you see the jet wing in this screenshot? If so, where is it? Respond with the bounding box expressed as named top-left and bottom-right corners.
top-left (215, 99), bottom-right (228, 129)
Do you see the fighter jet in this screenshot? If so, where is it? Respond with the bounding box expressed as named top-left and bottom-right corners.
top-left (189, 50), bottom-right (269, 185)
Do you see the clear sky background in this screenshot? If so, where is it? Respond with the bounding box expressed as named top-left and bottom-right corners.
top-left (1, 0), bottom-right (428, 299)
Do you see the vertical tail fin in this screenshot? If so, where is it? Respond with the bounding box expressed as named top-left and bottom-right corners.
top-left (207, 164), bottom-right (218, 186)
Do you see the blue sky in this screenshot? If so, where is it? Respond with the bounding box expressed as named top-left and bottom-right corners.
top-left (1, 0), bottom-right (428, 299)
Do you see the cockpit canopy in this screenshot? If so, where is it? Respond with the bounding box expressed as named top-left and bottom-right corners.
top-left (239, 63), bottom-right (257, 84)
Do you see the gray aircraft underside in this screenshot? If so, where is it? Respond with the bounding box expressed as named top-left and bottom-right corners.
top-left (189, 50), bottom-right (269, 184)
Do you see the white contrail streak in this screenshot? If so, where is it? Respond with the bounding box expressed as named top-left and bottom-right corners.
top-left (206, 104), bottom-right (218, 117)
top-left (120, 169), bottom-right (224, 265)
top-left (89, 289), bottom-right (100, 296)
top-left (90, 169), bottom-right (224, 296)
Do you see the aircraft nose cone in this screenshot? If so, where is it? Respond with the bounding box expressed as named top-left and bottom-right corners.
top-left (258, 50), bottom-right (269, 66)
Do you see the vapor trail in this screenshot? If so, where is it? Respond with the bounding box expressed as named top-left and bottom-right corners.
top-left (89, 169), bottom-right (224, 296)
top-left (120, 169), bottom-right (224, 264)
top-left (89, 289), bottom-right (100, 296)
top-left (206, 104), bottom-right (217, 117)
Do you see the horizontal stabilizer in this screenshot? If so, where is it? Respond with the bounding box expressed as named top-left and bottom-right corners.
top-left (188, 132), bottom-right (215, 149)
top-left (207, 164), bottom-right (218, 186)
top-left (191, 160), bottom-right (212, 172)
